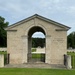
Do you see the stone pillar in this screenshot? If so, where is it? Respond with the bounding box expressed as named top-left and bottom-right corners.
top-left (66, 55), bottom-right (72, 69)
top-left (45, 35), bottom-right (51, 64)
top-left (0, 54), bottom-right (4, 67)
top-left (28, 36), bottom-right (32, 62)
top-left (64, 55), bottom-right (72, 69)
top-left (22, 35), bottom-right (28, 63)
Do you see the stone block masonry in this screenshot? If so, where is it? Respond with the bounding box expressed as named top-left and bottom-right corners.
top-left (0, 54), bottom-right (4, 67)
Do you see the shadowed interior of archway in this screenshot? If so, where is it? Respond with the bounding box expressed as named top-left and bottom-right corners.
top-left (27, 26), bottom-right (46, 63)
top-left (28, 26), bottom-right (45, 37)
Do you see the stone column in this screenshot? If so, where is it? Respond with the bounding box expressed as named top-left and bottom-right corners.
top-left (22, 35), bottom-right (28, 63)
top-left (66, 55), bottom-right (72, 69)
top-left (0, 54), bottom-right (4, 67)
top-left (45, 35), bottom-right (51, 64)
top-left (28, 36), bottom-right (32, 62)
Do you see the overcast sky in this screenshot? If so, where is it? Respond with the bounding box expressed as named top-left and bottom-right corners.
top-left (0, 0), bottom-right (75, 37)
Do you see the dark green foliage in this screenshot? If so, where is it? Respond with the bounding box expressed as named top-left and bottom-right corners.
top-left (67, 32), bottom-right (75, 49)
top-left (0, 16), bottom-right (9, 47)
top-left (32, 38), bottom-right (45, 48)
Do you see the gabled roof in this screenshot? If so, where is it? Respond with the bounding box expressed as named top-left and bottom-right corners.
top-left (5, 14), bottom-right (70, 30)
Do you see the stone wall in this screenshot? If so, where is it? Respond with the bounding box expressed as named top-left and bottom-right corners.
top-left (0, 54), bottom-right (4, 67)
top-left (6, 16), bottom-right (68, 65)
top-left (0, 48), bottom-right (7, 51)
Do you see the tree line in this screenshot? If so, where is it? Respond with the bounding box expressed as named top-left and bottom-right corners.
top-left (67, 32), bottom-right (75, 49)
top-left (0, 16), bottom-right (75, 49)
top-left (0, 16), bottom-right (9, 47)
top-left (32, 38), bottom-right (45, 48)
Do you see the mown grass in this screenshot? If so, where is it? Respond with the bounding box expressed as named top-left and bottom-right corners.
top-left (0, 68), bottom-right (75, 75)
top-left (0, 51), bottom-right (7, 54)
top-left (32, 54), bottom-right (43, 58)
top-left (32, 48), bottom-right (36, 52)
top-left (67, 52), bottom-right (75, 56)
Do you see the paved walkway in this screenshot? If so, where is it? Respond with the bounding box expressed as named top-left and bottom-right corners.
top-left (4, 63), bottom-right (66, 69)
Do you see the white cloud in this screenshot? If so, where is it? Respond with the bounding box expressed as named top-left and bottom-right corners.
top-left (0, 0), bottom-right (75, 17)
top-left (32, 32), bottom-right (45, 38)
top-left (0, 1), bottom-right (21, 14)
top-left (66, 6), bottom-right (75, 15)
top-left (0, 0), bottom-right (75, 34)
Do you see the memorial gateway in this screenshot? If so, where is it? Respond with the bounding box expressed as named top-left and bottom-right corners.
top-left (5, 14), bottom-right (70, 66)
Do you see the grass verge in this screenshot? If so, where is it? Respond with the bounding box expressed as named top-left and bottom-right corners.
top-left (0, 68), bottom-right (75, 75)
top-left (0, 51), bottom-right (7, 54)
top-left (32, 48), bottom-right (36, 52)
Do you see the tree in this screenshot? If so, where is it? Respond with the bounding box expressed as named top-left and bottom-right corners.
top-left (0, 16), bottom-right (9, 47)
top-left (67, 32), bottom-right (75, 49)
top-left (32, 38), bottom-right (45, 48)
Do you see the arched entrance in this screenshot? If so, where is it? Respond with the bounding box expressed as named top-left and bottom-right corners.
top-left (6, 14), bottom-right (70, 66)
top-left (27, 26), bottom-right (46, 63)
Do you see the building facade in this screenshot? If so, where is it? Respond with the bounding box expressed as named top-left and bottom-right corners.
top-left (5, 14), bottom-right (70, 65)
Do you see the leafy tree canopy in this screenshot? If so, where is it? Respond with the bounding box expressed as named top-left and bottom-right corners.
top-left (0, 16), bottom-right (9, 47)
top-left (32, 38), bottom-right (45, 48)
top-left (67, 31), bottom-right (75, 49)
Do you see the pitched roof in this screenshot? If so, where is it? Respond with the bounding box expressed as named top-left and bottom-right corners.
top-left (5, 14), bottom-right (70, 30)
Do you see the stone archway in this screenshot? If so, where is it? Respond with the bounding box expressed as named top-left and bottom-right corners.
top-left (27, 26), bottom-right (46, 63)
top-left (5, 14), bottom-right (70, 66)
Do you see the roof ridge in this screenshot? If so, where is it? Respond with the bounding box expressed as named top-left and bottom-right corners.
top-left (5, 14), bottom-right (70, 30)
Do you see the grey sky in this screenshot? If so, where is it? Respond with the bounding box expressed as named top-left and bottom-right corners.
top-left (0, 0), bottom-right (75, 37)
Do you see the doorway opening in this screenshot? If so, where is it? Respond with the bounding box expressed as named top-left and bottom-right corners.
top-left (27, 26), bottom-right (46, 63)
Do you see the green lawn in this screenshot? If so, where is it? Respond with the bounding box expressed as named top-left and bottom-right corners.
top-left (32, 54), bottom-right (45, 58)
top-left (0, 68), bottom-right (75, 75)
top-left (0, 51), bottom-right (7, 54)
top-left (32, 48), bottom-right (36, 52)
top-left (67, 52), bottom-right (75, 56)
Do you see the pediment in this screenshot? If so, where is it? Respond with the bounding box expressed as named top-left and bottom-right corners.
top-left (5, 14), bottom-right (70, 31)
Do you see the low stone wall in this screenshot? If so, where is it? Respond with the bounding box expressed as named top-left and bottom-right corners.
top-left (67, 50), bottom-right (75, 52)
top-left (64, 54), bottom-right (72, 69)
top-left (0, 54), bottom-right (4, 67)
top-left (32, 48), bottom-right (45, 54)
top-left (0, 48), bottom-right (7, 51)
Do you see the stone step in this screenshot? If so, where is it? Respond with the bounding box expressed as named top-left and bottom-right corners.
top-left (4, 63), bottom-right (66, 69)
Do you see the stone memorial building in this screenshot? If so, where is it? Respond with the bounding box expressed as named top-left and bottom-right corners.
top-left (5, 14), bottom-right (70, 65)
